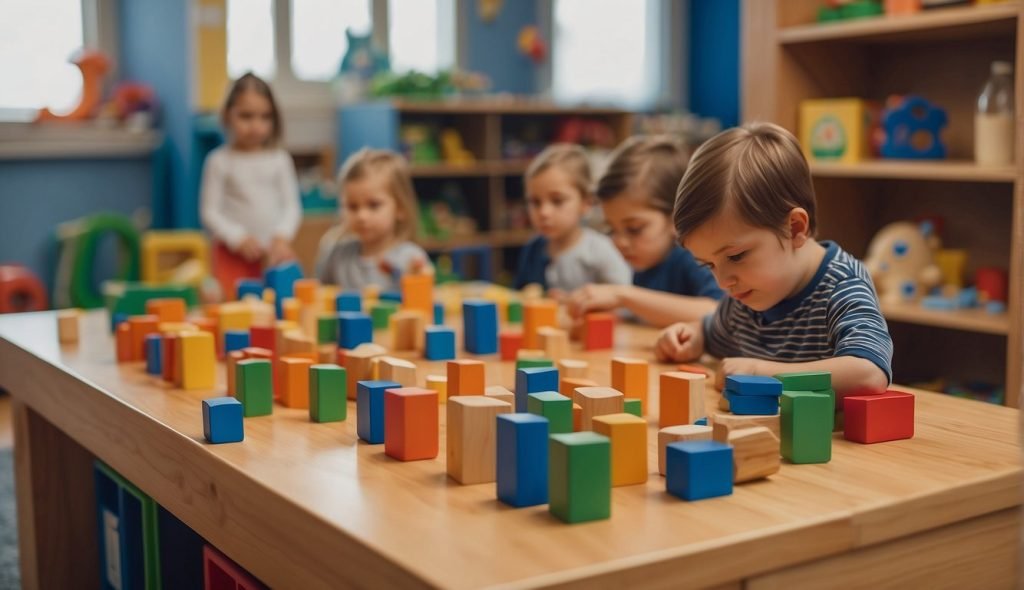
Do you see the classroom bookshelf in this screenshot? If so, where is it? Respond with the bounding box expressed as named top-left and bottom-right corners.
top-left (743, 1), bottom-right (1023, 406)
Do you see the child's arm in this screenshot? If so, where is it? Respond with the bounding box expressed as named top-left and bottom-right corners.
top-left (568, 284), bottom-right (718, 327)
top-left (654, 319), bottom-right (705, 362)
top-left (718, 356), bottom-right (889, 397)
top-left (200, 152), bottom-right (258, 256)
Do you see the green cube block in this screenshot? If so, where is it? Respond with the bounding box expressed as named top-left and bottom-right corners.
top-left (507, 301), bottom-right (523, 324)
top-left (317, 315), bottom-right (339, 344)
top-left (780, 391), bottom-right (833, 464)
top-left (549, 432), bottom-right (611, 523)
top-left (235, 359), bottom-right (273, 417)
top-left (527, 391), bottom-right (573, 434)
top-left (309, 364), bottom-right (347, 423)
top-left (371, 301), bottom-right (399, 330)
top-left (516, 358), bottom-right (554, 371)
top-left (623, 398), bottom-right (642, 417)
top-left (774, 371), bottom-right (831, 392)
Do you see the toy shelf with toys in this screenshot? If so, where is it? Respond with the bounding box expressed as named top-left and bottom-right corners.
top-left (744, 0), bottom-right (1023, 406)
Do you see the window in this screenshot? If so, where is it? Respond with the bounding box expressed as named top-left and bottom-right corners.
top-left (227, 0), bottom-right (276, 79)
top-left (388, 0), bottom-right (455, 75)
top-left (0, 0), bottom-right (85, 120)
top-left (291, 0), bottom-right (373, 81)
top-left (551, 0), bottom-right (664, 108)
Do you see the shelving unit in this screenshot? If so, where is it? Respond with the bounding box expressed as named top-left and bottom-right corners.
top-left (744, 1), bottom-right (1023, 406)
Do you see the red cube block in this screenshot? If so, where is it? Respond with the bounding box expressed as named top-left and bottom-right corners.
top-left (250, 325), bottom-right (275, 353)
top-left (583, 312), bottom-right (614, 350)
top-left (384, 387), bottom-right (439, 461)
top-left (843, 390), bottom-right (915, 444)
top-left (499, 330), bottom-right (523, 361)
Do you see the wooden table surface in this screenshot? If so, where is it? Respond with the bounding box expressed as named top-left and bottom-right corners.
top-left (1, 310), bottom-right (1021, 589)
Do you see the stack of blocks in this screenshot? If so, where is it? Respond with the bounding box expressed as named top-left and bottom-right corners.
top-left (723, 375), bottom-right (782, 415)
top-left (202, 397), bottom-right (244, 444)
top-left (515, 367), bottom-right (559, 412)
top-left (665, 440), bottom-right (733, 501)
top-left (357, 380), bottom-right (400, 443)
top-left (384, 387), bottom-right (438, 461)
top-left (463, 300), bottom-right (498, 355)
top-left (496, 413), bottom-right (549, 507)
top-left (775, 371), bottom-right (836, 429)
top-left (843, 390), bottom-right (915, 443)
top-left (548, 432), bottom-right (611, 523)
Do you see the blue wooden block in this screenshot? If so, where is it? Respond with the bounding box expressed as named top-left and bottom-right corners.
top-left (463, 299), bottom-right (498, 355)
top-left (424, 326), bottom-right (456, 361)
top-left (202, 398), bottom-right (244, 444)
top-left (665, 440), bottom-right (733, 501)
top-left (224, 330), bottom-right (250, 354)
top-left (724, 391), bottom-right (779, 416)
top-left (235, 278), bottom-right (263, 301)
top-left (515, 367), bottom-right (559, 412)
top-left (357, 380), bottom-right (399, 444)
top-left (433, 301), bottom-right (444, 325)
top-left (111, 312), bottom-right (128, 333)
top-left (264, 261), bottom-right (303, 318)
top-left (336, 291), bottom-right (362, 313)
top-left (338, 312), bottom-right (373, 349)
top-left (380, 290), bottom-right (403, 303)
top-left (497, 413), bottom-right (549, 507)
top-left (724, 375), bottom-right (783, 397)
top-left (694, 417), bottom-right (708, 426)
top-left (145, 334), bottom-right (162, 375)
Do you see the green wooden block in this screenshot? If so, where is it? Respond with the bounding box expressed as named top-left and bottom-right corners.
top-left (774, 371), bottom-right (831, 392)
top-left (516, 358), bottom-right (554, 371)
top-left (235, 359), bottom-right (273, 417)
top-left (317, 315), bottom-right (339, 344)
top-left (309, 364), bottom-right (347, 423)
top-left (507, 301), bottom-right (523, 324)
top-left (623, 398), bottom-right (642, 417)
top-left (371, 301), bottom-right (399, 330)
top-left (780, 391), bottom-right (833, 464)
top-left (527, 391), bottom-right (573, 434)
top-left (549, 432), bottom-right (611, 523)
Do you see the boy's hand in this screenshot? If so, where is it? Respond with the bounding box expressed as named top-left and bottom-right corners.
top-left (655, 321), bottom-right (704, 362)
top-left (566, 284), bottom-right (622, 319)
top-left (717, 357), bottom-right (767, 389)
top-left (266, 237), bottom-right (295, 266)
top-left (236, 236), bottom-right (265, 263)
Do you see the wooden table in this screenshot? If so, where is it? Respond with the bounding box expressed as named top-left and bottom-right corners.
top-left (1, 310), bottom-right (1021, 589)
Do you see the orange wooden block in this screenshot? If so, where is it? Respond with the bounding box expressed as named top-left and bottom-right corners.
top-left (145, 298), bottom-right (186, 323)
top-left (447, 359), bottom-right (485, 396)
top-left (115, 322), bottom-right (133, 362)
top-left (659, 371), bottom-right (707, 428)
top-left (293, 278), bottom-right (320, 305)
top-left (560, 377), bottom-right (597, 398)
top-left (282, 298), bottom-right (300, 323)
top-left (572, 403), bottom-right (582, 432)
top-left (127, 315), bottom-right (160, 361)
top-left (226, 350), bottom-right (245, 396)
top-left (401, 273), bottom-right (434, 318)
top-left (522, 299), bottom-right (557, 349)
top-left (611, 358), bottom-right (648, 413)
top-left (677, 363), bottom-right (712, 378)
top-left (202, 303), bottom-right (221, 319)
top-left (278, 357), bottom-right (313, 409)
top-left (385, 386), bottom-right (439, 461)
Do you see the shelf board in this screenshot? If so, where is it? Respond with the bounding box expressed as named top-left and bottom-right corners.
top-left (778, 3), bottom-right (1018, 45)
top-left (392, 99), bottom-right (631, 116)
top-left (409, 161), bottom-right (529, 178)
top-left (809, 160), bottom-right (1017, 183)
top-left (417, 229), bottom-right (532, 251)
top-left (881, 301), bottom-right (1008, 336)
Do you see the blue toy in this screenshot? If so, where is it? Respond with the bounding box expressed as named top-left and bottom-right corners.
top-left (880, 95), bottom-right (947, 160)
top-left (202, 397), bottom-right (244, 444)
top-left (357, 380), bottom-right (400, 444)
top-left (433, 301), bottom-right (444, 325)
top-left (224, 330), bottom-right (250, 354)
top-left (665, 440), bottom-right (733, 501)
top-left (145, 334), bottom-right (162, 375)
top-left (338, 312), bottom-right (373, 349)
top-left (724, 390), bottom-right (779, 416)
top-left (725, 375), bottom-right (783, 396)
top-left (463, 299), bottom-right (498, 355)
top-left (338, 28), bottom-right (390, 81)
top-left (380, 291), bottom-right (403, 304)
top-left (235, 278), bottom-right (263, 301)
top-left (496, 413), bottom-right (549, 507)
top-left (694, 417), bottom-right (708, 426)
top-left (515, 367), bottom-right (559, 412)
top-left (111, 312), bottom-right (128, 333)
top-left (264, 261), bottom-right (303, 319)
top-left (425, 326), bottom-right (456, 361)
top-left (336, 291), bottom-right (362, 313)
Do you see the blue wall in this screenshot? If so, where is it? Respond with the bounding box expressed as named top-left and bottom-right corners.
top-left (688, 0), bottom-right (740, 128)
top-left (464, 2), bottom-right (537, 94)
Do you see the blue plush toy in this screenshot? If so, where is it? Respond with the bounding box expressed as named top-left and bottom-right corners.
top-left (880, 95), bottom-right (948, 159)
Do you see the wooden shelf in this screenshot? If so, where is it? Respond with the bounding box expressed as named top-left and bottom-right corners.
top-left (810, 160), bottom-right (1018, 183)
top-left (409, 160), bottom-right (529, 178)
top-left (881, 301), bottom-right (1008, 336)
top-left (393, 99), bottom-right (631, 116)
top-left (417, 229), bottom-right (532, 252)
top-left (778, 2), bottom-right (1018, 45)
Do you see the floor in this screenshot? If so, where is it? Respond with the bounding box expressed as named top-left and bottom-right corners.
top-left (0, 392), bottom-right (19, 588)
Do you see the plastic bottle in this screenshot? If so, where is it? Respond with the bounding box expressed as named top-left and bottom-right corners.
top-left (975, 61), bottom-right (1015, 166)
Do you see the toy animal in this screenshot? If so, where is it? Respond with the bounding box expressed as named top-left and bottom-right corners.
top-left (864, 221), bottom-right (942, 304)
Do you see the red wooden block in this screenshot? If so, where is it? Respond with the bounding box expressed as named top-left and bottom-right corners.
top-left (499, 330), bottom-right (523, 361)
top-left (583, 312), bottom-right (614, 350)
top-left (384, 386), bottom-right (439, 461)
top-left (843, 390), bottom-right (915, 444)
top-left (162, 332), bottom-right (179, 381)
top-left (250, 325), bottom-right (275, 354)
top-left (335, 347), bottom-right (347, 366)
top-left (676, 363), bottom-right (712, 378)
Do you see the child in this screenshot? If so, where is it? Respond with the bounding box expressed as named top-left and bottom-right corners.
top-left (566, 136), bottom-right (723, 326)
top-left (200, 73), bottom-right (301, 299)
top-left (514, 144), bottom-right (632, 296)
top-left (316, 148), bottom-right (432, 291)
top-left (655, 123), bottom-right (891, 396)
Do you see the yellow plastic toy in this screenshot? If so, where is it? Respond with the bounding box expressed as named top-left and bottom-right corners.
top-left (799, 98), bottom-right (877, 164)
top-left (141, 231), bottom-right (211, 287)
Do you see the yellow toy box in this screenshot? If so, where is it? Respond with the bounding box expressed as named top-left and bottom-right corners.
top-left (799, 98), bottom-right (880, 164)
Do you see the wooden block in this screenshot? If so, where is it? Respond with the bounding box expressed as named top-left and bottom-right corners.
top-left (658, 425), bottom-right (713, 475)
top-left (659, 371), bottom-right (707, 427)
top-left (499, 330), bottom-right (523, 361)
top-left (180, 331), bottom-right (215, 390)
top-left (463, 300), bottom-right (498, 355)
top-left (711, 412), bottom-right (781, 441)
top-left (317, 343), bottom-right (336, 364)
top-left (728, 426), bottom-right (781, 483)
top-left (592, 413), bottom-right (648, 486)
top-left (385, 386), bottom-right (438, 460)
top-left (718, 394), bottom-right (731, 412)
top-left (774, 371), bottom-right (831, 392)
top-left (447, 359), bottom-right (485, 396)
top-left (538, 326), bottom-right (569, 361)
top-left (293, 278), bottom-right (319, 305)
top-left (202, 397), bottom-right (244, 444)
top-left (424, 325), bottom-right (455, 361)
top-left (145, 333), bottom-right (163, 375)
top-left (781, 391), bottom-right (833, 464)
top-left (527, 391), bottom-right (573, 434)
top-left (278, 357), bottom-right (313, 409)
top-left (145, 298), bottom-right (187, 323)
top-left (623, 398), bottom-right (642, 417)
top-left (390, 310), bottom-right (426, 351)
top-left (611, 358), bottom-right (648, 413)
top-left (343, 342), bottom-right (387, 400)
top-left (115, 322), bottom-right (132, 362)
top-left (843, 391), bottom-right (915, 444)
top-left (665, 441), bottom-right (733, 501)
top-left (425, 374), bottom-right (448, 404)
top-left (282, 297), bottom-right (300, 322)
top-left (582, 312), bottom-right (614, 350)
top-left (573, 403), bottom-right (582, 431)
top-left (446, 396), bottom-right (511, 484)
top-left (235, 358), bottom-right (273, 417)
top-left (516, 366), bottom-right (559, 412)
top-left (57, 308), bottom-right (80, 343)
top-left (282, 330), bottom-right (315, 357)
top-left (548, 432), bottom-right (611, 523)
top-left (496, 414), bottom-right (549, 507)
top-left (218, 301), bottom-right (254, 348)
top-left (677, 363), bottom-right (712, 378)
top-left (318, 285), bottom-right (339, 313)
top-left (298, 304), bottom-right (319, 342)
top-left (357, 380), bottom-right (399, 444)
top-left (400, 273), bottom-right (434, 318)
top-left (377, 355), bottom-right (417, 386)
top-left (560, 377), bottom-right (597, 398)
top-left (226, 350), bottom-right (245, 396)
top-left (162, 332), bottom-right (179, 381)
top-left (573, 386), bottom-right (624, 431)
top-left (274, 320), bottom-right (298, 355)
top-left (558, 359), bottom-right (588, 379)
top-left (522, 299), bottom-right (557, 349)
top-left (128, 315), bottom-right (160, 361)
top-left (484, 385), bottom-right (515, 408)
top-left (250, 324), bottom-right (275, 352)
top-left (309, 364), bottom-right (346, 422)
top-left (517, 348), bottom-right (546, 360)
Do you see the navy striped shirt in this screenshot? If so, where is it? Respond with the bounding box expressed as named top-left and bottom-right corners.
top-left (703, 241), bottom-right (893, 383)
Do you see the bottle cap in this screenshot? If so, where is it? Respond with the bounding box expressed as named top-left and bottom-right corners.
top-left (992, 61), bottom-right (1013, 76)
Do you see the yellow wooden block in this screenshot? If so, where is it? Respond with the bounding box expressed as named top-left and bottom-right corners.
top-left (611, 358), bottom-right (648, 413)
top-left (593, 413), bottom-right (648, 486)
top-left (425, 374), bottom-right (448, 404)
top-left (179, 331), bottom-right (215, 390)
top-left (572, 386), bottom-right (624, 431)
top-left (158, 322), bottom-right (197, 334)
top-left (57, 308), bottom-right (80, 343)
top-left (318, 285), bottom-right (339, 314)
top-left (657, 425), bottom-right (713, 475)
top-left (218, 301), bottom-right (253, 348)
top-left (446, 396), bottom-right (510, 484)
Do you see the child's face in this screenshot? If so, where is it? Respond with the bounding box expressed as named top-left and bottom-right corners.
top-left (342, 174), bottom-right (401, 247)
top-left (601, 192), bottom-right (675, 271)
top-left (226, 90), bottom-right (274, 149)
top-left (683, 207), bottom-right (808, 312)
top-left (525, 167), bottom-right (589, 243)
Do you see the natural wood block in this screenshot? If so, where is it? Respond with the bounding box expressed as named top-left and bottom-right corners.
top-left (57, 309), bottom-right (80, 343)
top-left (523, 299), bottom-right (557, 349)
top-left (573, 386), bottom-right (625, 431)
top-left (318, 285), bottom-right (339, 313)
top-left (282, 330), bottom-right (315, 357)
top-left (446, 396), bottom-right (511, 484)
top-left (517, 348), bottom-right (546, 360)
top-left (485, 385), bottom-right (515, 408)
top-left (711, 412), bottom-right (782, 441)
top-left (425, 374), bottom-right (447, 404)
top-left (385, 387), bottom-right (438, 461)
top-left (560, 377), bottom-right (597, 398)
top-left (658, 425), bottom-right (713, 475)
top-left (299, 304), bottom-right (319, 342)
top-left (592, 413), bottom-right (648, 486)
top-left (611, 358), bottom-right (648, 413)
top-left (274, 320), bottom-right (298, 357)
top-left (317, 343), bottom-right (337, 364)
top-left (278, 357), bottom-right (314, 409)
top-left (659, 371), bottom-right (707, 427)
top-left (718, 394), bottom-right (731, 412)
top-left (390, 310), bottom-right (426, 351)
top-left (573, 403), bottom-right (582, 431)
top-left (538, 326), bottom-right (569, 361)
top-left (558, 359), bottom-right (588, 379)
top-left (226, 350), bottom-right (245, 397)
top-left (728, 426), bottom-right (781, 483)
top-left (377, 356), bottom-right (417, 387)
top-left (343, 343), bottom-right (387, 400)
top-left (180, 331), bottom-right (215, 390)
top-left (447, 359), bottom-right (485, 396)
top-left (145, 298), bottom-right (186, 323)
top-left (401, 273), bottom-right (434, 318)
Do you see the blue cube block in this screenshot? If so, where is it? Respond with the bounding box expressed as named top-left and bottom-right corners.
top-left (235, 279), bottom-right (264, 301)
top-left (515, 367), bottom-right (559, 412)
top-left (724, 391), bottom-right (779, 415)
top-left (497, 413), bottom-right (549, 507)
top-left (356, 380), bottom-right (399, 444)
top-left (424, 326), bottom-right (456, 360)
top-left (202, 398), bottom-right (244, 444)
top-left (145, 334), bottom-right (162, 375)
top-left (665, 440), bottom-right (732, 501)
top-left (380, 291), bottom-right (403, 303)
top-left (336, 291), bottom-right (362, 312)
top-left (724, 375), bottom-right (783, 396)
top-left (694, 417), bottom-right (708, 426)
top-left (224, 330), bottom-right (250, 354)
top-left (338, 312), bottom-right (373, 349)
top-left (264, 261), bottom-right (303, 318)
top-left (433, 301), bottom-right (444, 325)
top-left (463, 299), bottom-right (498, 355)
